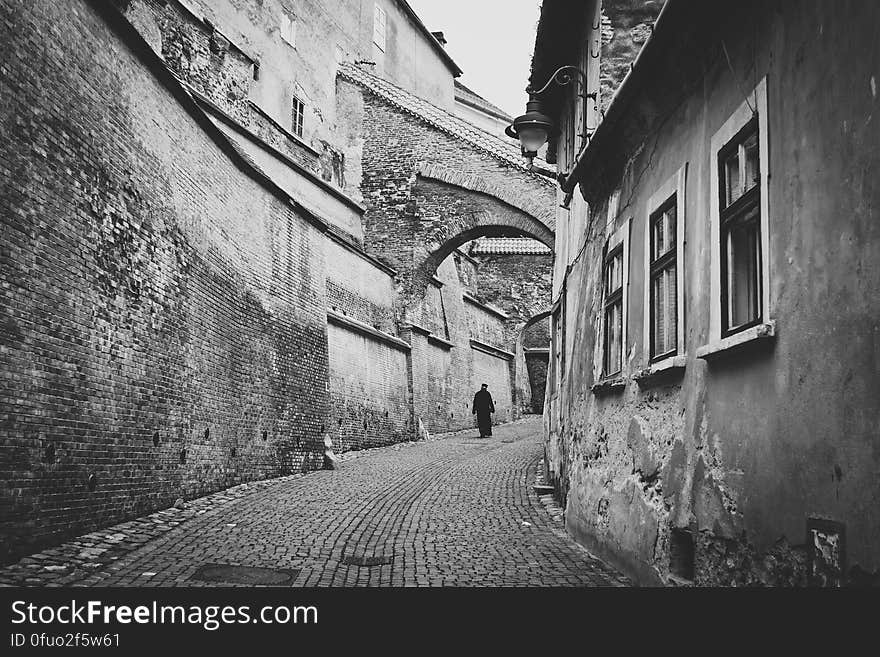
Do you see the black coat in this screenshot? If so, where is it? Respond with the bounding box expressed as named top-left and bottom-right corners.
top-left (472, 389), bottom-right (495, 416)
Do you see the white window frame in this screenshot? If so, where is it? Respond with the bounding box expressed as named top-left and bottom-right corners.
top-left (280, 12), bottom-right (296, 47)
top-left (373, 4), bottom-right (387, 52)
top-left (698, 76), bottom-right (773, 358)
top-left (291, 94), bottom-right (305, 137)
top-left (643, 165), bottom-right (687, 369)
top-left (594, 218), bottom-right (630, 381)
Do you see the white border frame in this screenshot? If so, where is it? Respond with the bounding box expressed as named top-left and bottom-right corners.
top-left (643, 164), bottom-right (687, 369)
top-left (702, 75), bottom-right (771, 354)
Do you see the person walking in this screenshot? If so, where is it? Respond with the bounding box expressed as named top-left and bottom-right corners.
top-left (472, 383), bottom-right (495, 439)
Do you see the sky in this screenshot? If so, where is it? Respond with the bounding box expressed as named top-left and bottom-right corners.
top-left (406, 0), bottom-right (542, 118)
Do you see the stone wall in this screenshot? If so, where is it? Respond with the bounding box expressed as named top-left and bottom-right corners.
top-left (0, 0), bottom-right (329, 563)
top-left (599, 0), bottom-right (666, 113)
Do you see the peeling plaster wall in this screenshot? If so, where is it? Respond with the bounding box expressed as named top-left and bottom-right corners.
top-left (548, 1), bottom-right (880, 585)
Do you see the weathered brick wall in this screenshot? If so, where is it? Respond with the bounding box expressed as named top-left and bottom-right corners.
top-left (0, 0), bottom-right (329, 563)
top-left (325, 239), bottom-right (396, 334)
top-left (324, 238), bottom-right (411, 451)
top-left (467, 253), bottom-right (553, 337)
top-left (326, 323), bottom-right (411, 452)
top-left (463, 298), bottom-right (506, 349)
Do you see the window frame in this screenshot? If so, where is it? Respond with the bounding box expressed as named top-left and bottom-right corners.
top-left (550, 292), bottom-right (565, 399)
top-left (291, 94), bottom-right (305, 137)
top-left (718, 117), bottom-right (762, 338)
top-left (643, 165), bottom-right (687, 367)
top-left (596, 219), bottom-right (630, 382)
top-left (373, 4), bottom-right (387, 52)
top-left (700, 76), bottom-right (772, 358)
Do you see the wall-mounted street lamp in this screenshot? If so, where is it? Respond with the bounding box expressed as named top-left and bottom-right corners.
top-left (505, 65), bottom-right (595, 167)
top-left (506, 65), bottom-right (596, 207)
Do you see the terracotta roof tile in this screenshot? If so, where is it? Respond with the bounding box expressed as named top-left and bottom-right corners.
top-left (469, 237), bottom-right (552, 255)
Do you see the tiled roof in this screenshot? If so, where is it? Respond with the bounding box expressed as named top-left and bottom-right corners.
top-left (338, 63), bottom-right (552, 179)
top-left (469, 237), bottom-right (552, 255)
top-left (454, 80), bottom-right (512, 122)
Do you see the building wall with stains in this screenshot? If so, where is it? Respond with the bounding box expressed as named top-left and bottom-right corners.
top-left (0, 0), bottom-right (330, 563)
top-left (546, 1), bottom-right (880, 586)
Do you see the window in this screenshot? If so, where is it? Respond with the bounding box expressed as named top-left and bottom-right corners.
top-left (596, 219), bottom-right (628, 382)
top-left (642, 165), bottom-right (686, 369)
top-left (718, 118), bottom-right (760, 336)
top-left (280, 13), bottom-right (296, 47)
top-left (649, 196), bottom-right (677, 359)
top-left (373, 4), bottom-right (386, 52)
top-left (551, 303), bottom-right (564, 395)
top-left (603, 245), bottom-right (624, 375)
top-left (699, 76), bottom-right (772, 358)
top-left (291, 95), bottom-right (304, 137)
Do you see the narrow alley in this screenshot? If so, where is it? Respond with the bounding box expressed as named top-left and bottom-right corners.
top-left (0, 419), bottom-right (628, 587)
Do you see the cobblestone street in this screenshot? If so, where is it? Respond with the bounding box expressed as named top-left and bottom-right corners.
top-left (1, 418), bottom-right (628, 587)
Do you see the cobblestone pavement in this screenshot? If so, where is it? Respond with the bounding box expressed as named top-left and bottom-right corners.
top-left (0, 418), bottom-right (630, 587)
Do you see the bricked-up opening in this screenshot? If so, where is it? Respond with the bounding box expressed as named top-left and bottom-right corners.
top-left (669, 528), bottom-right (695, 581)
top-left (153, 431), bottom-right (160, 447)
top-left (43, 443), bottom-right (56, 463)
top-left (180, 449), bottom-right (187, 464)
top-left (230, 447), bottom-right (237, 458)
top-left (262, 430), bottom-right (268, 441)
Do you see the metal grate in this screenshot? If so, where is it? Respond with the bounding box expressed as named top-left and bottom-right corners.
top-left (190, 563), bottom-right (301, 585)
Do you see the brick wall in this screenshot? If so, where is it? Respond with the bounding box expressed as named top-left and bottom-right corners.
top-left (0, 0), bottom-right (329, 563)
top-left (326, 323), bottom-right (411, 452)
top-left (324, 237), bottom-right (411, 451)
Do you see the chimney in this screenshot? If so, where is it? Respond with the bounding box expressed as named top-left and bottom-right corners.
top-left (431, 31), bottom-right (447, 47)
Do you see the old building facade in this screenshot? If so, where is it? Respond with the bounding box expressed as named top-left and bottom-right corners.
top-left (531, 0), bottom-right (880, 585)
top-left (0, 0), bottom-right (553, 562)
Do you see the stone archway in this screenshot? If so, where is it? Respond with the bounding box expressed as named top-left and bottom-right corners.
top-left (513, 311), bottom-right (552, 415)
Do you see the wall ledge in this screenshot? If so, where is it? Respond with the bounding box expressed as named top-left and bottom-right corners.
top-left (427, 334), bottom-right (455, 350)
top-left (327, 309), bottom-right (410, 352)
top-left (633, 355), bottom-right (686, 387)
top-left (462, 292), bottom-right (509, 319)
top-left (591, 376), bottom-right (626, 396)
top-left (696, 321), bottom-right (776, 360)
top-left (469, 338), bottom-right (514, 360)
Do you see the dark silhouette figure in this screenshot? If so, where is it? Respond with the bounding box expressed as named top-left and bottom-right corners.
top-left (472, 383), bottom-right (495, 438)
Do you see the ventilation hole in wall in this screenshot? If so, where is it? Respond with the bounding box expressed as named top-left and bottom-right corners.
top-left (320, 424), bottom-right (325, 433)
top-left (437, 403), bottom-right (441, 410)
top-left (669, 528), bottom-right (695, 582)
top-left (262, 430), bottom-right (268, 441)
top-left (384, 410), bottom-right (388, 418)
top-left (337, 418), bottom-right (342, 426)
top-left (231, 447), bottom-right (237, 458)
top-left (180, 449), bottom-right (187, 464)
top-left (204, 427), bottom-right (210, 440)
top-left (451, 413), bottom-right (454, 418)
top-left (363, 420), bottom-right (367, 430)
top-left (87, 473), bottom-right (97, 492)
top-left (153, 431), bottom-right (160, 447)
top-left (43, 443), bottom-right (56, 463)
